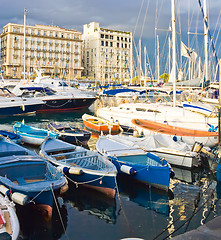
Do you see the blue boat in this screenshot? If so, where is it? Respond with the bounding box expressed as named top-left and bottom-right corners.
top-left (0, 130), bottom-right (22, 144)
top-left (13, 122), bottom-right (58, 145)
top-left (96, 138), bottom-right (172, 191)
top-left (47, 122), bottom-right (91, 146)
top-left (0, 137), bottom-right (67, 218)
top-left (40, 137), bottom-right (117, 198)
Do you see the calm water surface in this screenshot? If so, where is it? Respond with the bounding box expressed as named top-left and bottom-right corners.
top-left (1, 101), bottom-right (221, 240)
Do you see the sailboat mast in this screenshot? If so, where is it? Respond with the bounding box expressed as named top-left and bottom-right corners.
top-left (157, 35), bottom-right (160, 84)
top-left (23, 9), bottom-right (27, 81)
top-left (204, 0), bottom-right (209, 82)
top-left (171, 0), bottom-right (176, 107)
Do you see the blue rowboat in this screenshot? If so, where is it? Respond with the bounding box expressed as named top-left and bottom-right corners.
top-left (47, 122), bottom-right (91, 146)
top-left (40, 137), bottom-right (117, 198)
top-left (0, 130), bottom-right (22, 144)
top-left (13, 122), bottom-right (58, 145)
top-left (108, 153), bottom-right (171, 191)
top-left (96, 137), bottom-right (172, 191)
top-left (0, 136), bottom-right (67, 219)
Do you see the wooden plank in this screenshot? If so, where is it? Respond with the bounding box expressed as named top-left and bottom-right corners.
top-left (4, 211), bottom-right (12, 235)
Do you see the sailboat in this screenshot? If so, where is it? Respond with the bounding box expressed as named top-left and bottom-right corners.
top-left (97, 0), bottom-right (218, 132)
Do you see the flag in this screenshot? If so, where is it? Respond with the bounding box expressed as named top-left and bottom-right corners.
top-left (181, 41), bottom-right (197, 62)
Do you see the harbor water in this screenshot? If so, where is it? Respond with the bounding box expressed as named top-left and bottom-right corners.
top-left (1, 100), bottom-right (221, 240)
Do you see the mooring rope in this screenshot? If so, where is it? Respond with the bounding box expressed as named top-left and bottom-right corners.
top-left (51, 185), bottom-right (70, 240)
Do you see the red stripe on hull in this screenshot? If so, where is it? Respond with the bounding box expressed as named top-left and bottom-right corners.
top-left (37, 105), bottom-right (89, 113)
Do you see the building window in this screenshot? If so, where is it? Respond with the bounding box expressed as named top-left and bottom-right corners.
top-left (110, 42), bottom-right (113, 47)
top-left (38, 31), bottom-right (40, 36)
top-left (101, 41), bottom-right (104, 46)
top-left (125, 44), bottom-right (127, 48)
top-left (106, 41), bottom-right (108, 47)
top-left (110, 35), bottom-right (113, 40)
top-left (125, 38), bottom-right (127, 42)
top-left (105, 35), bottom-right (108, 39)
top-left (117, 36), bottom-right (119, 41)
top-left (121, 37), bottom-right (123, 41)
top-left (44, 31), bottom-right (46, 36)
top-left (100, 34), bottom-right (104, 38)
top-left (117, 43), bottom-right (119, 48)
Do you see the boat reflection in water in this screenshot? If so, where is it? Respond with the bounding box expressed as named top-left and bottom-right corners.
top-left (172, 167), bottom-right (204, 184)
top-left (117, 175), bottom-right (172, 216)
top-left (62, 183), bottom-right (117, 224)
top-left (16, 198), bottom-right (68, 240)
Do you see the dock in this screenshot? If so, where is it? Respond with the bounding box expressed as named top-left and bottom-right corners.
top-left (173, 215), bottom-right (221, 240)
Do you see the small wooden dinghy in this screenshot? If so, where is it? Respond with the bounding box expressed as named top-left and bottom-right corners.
top-left (0, 130), bottom-right (21, 144)
top-left (41, 137), bottom-right (117, 198)
top-left (0, 136), bottom-right (67, 219)
top-left (13, 122), bottom-right (58, 145)
top-left (48, 122), bottom-right (91, 145)
top-left (96, 136), bottom-right (173, 192)
top-left (0, 194), bottom-right (20, 240)
top-left (131, 119), bottom-right (218, 148)
top-left (82, 113), bottom-right (121, 135)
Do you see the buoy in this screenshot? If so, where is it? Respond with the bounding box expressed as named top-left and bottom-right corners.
top-left (120, 165), bottom-right (136, 175)
top-left (11, 192), bottom-right (29, 205)
top-left (69, 168), bottom-right (84, 175)
top-left (0, 185), bottom-right (9, 196)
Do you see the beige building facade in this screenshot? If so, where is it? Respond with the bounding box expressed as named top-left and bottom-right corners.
top-left (0, 23), bottom-right (83, 79)
top-left (83, 22), bottom-right (133, 83)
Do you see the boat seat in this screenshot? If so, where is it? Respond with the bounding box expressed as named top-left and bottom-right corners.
top-left (16, 177), bottom-right (26, 185)
top-left (51, 150), bottom-right (87, 158)
top-left (61, 155), bottom-right (99, 168)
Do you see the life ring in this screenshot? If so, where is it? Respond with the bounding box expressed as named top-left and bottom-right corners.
top-left (155, 98), bottom-right (162, 103)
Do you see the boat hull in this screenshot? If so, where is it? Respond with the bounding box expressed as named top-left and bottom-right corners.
top-left (82, 113), bottom-right (120, 134)
top-left (66, 172), bottom-right (116, 198)
top-left (109, 154), bottom-right (170, 191)
top-left (37, 98), bottom-right (96, 113)
top-left (0, 103), bottom-right (42, 117)
top-left (13, 122), bottom-right (58, 145)
top-left (132, 119), bottom-right (218, 148)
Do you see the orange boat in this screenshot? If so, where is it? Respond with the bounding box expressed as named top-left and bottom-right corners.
top-left (131, 118), bottom-right (218, 147)
top-left (82, 113), bottom-right (121, 135)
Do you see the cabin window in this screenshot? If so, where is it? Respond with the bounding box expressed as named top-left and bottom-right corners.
top-left (136, 108), bottom-right (146, 112)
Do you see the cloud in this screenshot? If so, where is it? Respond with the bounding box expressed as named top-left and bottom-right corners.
top-left (0, 0), bottom-right (220, 43)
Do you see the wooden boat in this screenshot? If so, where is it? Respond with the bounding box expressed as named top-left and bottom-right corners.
top-left (13, 122), bottom-right (58, 145)
top-left (40, 137), bottom-right (117, 198)
top-left (47, 122), bottom-right (91, 146)
top-left (82, 113), bottom-right (121, 134)
top-left (0, 130), bottom-right (21, 144)
top-left (0, 193), bottom-right (20, 240)
top-left (96, 136), bottom-right (173, 192)
top-left (0, 136), bottom-right (67, 219)
top-left (131, 119), bottom-right (218, 148)
top-left (96, 134), bottom-right (201, 169)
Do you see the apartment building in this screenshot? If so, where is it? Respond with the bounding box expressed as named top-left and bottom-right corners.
top-left (0, 23), bottom-right (83, 79)
top-left (83, 22), bottom-right (133, 83)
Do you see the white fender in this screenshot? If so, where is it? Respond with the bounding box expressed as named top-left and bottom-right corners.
top-left (120, 165), bottom-right (136, 176)
top-left (0, 185), bottom-right (9, 195)
top-left (11, 192), bottom-right (29, 205)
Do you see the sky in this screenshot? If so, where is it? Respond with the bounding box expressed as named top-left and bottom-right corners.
top-left (0, 0), bottom-right (221, 75)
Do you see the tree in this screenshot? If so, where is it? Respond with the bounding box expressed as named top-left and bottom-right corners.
top-left (160, 73), bottom-right (169, 83)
